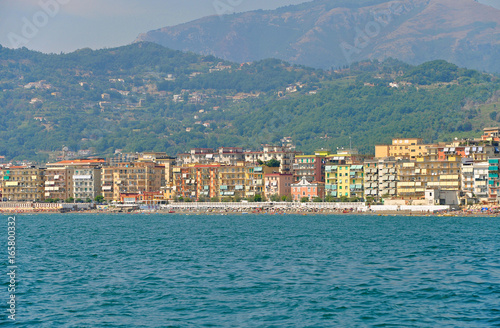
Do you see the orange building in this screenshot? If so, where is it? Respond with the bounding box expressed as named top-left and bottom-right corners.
top-left (291, 177), bottom-right (325, 202)
top-left (194, 164), bottom-right (220, 200)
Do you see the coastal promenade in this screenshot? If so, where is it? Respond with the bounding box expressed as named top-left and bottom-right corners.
top-left (161, 202), bottom-right (452, 214)
top-left (0, 201), bottom-right (454, 214)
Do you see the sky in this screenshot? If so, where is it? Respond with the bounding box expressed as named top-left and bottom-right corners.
top-left (0, 0), bottom-right (311, 53)
top-left (1, 0), bottom-right (499, 54)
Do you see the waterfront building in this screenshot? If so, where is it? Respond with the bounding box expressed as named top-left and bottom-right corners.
top-left (324, 150), bottom-right (367, 199)
top-left (1, 166), bottom-right (45, 201)
top-left (291, 177), bottom-right (325, 202)
top-left (45, 159), bottom-right (105, 201)
top-left (397, 148), bottom-right (461, 199)
top-left (172, 166), bottom-right (197, 200)
top-left (264, 172), bottom-right (293, 199)
top-left (44, 165), bottom-right (74, 201)
top-left (194, 164), bottom-right (220, 200)
top-left (101, 162), bottom-right (164, 202)
top-left (218, 162), bottom-right (246, 200)
top-left (488, 158), bottom-right (500, 203)
top-left (364, 158), bottom-right (398, 200)
top-left (461, 160), bottom-right (488, 201)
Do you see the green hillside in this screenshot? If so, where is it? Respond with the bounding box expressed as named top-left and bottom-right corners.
top-left (0, 42), bottom-right (499, 161)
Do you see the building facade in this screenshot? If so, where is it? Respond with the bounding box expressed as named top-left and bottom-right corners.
top-left (291, 177), bottom-right (325, 202)
top-left (1, 166), bottom-right (45, 201)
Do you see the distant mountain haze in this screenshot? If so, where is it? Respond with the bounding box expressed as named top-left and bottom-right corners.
top-left (135, 0), bottom-right (500, 72)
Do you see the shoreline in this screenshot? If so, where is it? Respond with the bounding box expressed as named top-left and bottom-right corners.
top-left (2, 208), bottom-right (499, 217)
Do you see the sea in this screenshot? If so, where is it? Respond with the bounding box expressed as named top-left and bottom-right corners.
top-left (2, 214), bottom-right (500, 327)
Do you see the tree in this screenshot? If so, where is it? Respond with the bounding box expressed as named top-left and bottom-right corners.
top-left (301, 197), bottom-right (309, 203)
top-left (94, 195), bottom-right (105, 203)
top-left (75, 198), bottom-right (83, 203)
top-left (325, 194), bottom-right (336, 202)
top-left (265, 158), bottom-right (280, 167)
top-left (312, 197), bottom-right (323, 202)
top-left (65, 197), bottom-right (74, 203)
top-left (270, 194), bottom-right (281, 202)
top-left (254, 194), bottom-right (263, 202)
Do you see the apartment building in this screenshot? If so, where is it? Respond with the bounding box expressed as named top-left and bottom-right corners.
top-left (73, 166), bottom-right (102, 201)
top-left (324, 150), bottom-right (367, 199)
top-left (44, 165), bottom-right (74, 201)
top-left (488, 158), bottom-right (500, 203)
top-left (397, 150), bottom-right (461, 198)
top-left (375, 138), bottom-right (431, 160)
top-left (102, 162), bottom-right (164, 202)
top-left (461, 160), bottom-right (488, 200)
top-left (293, 150), bottom-right (329, 183)
top-left (176, 148), bottom-right (216, 165)
top-left (244, 146), bottom-right (301, 174)
top-left (194, 164), bottom-right (220, 200)
top-left (1, 166), bottom-right (45, 201)
top-left (172, 166), bottom-right (196, 200)
top-left (325, 164), bottom-right (364, 199)
top-left (482, 127), bottom-right (500, 142)
top-left (214, 147), bottom-right (245, 165)
top-left (364, 158), bottom-right (398, 200)
top-left (45, 159), bottom-right (104, 201)
top-left (264, 172), bottom-right (293, 199)
top-left (218, 162), bottom-right (246, 200)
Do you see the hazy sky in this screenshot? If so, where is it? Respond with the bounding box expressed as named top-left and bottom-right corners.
top-left (0, 0), bottom-right (311, 53)
top-left (1, 0), bottom-right (499, 53)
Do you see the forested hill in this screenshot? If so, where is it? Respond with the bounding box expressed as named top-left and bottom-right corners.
top-left (0, 42), bottom-right (499, 162)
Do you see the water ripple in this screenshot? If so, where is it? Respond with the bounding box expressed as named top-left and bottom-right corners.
top-left (4, 214), bottom-right (500, 327)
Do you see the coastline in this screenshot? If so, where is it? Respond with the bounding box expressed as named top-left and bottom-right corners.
top-left (2, 207), bottom-right (499, 217)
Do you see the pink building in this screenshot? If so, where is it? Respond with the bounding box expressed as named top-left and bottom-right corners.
top-left (264, 172), bottom-right (293, 198)
top-left (291, 177), bottom-right (325, 202)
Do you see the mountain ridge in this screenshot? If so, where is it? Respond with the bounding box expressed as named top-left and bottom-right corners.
top-left (135, 0), bottom-right (500, 72)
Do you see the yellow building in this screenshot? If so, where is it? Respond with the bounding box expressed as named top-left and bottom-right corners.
top-left (376, 138), bottom-right (431, 160)
top-left (1, 166), bottom-right (45, 201)
top-left (325, 164), bottom-right (364, 199)
top-left (397, 149), bottom-right (461, 198)
top-left (219, 162), bottom-right (246, 200)
top-left (245, 165), bottom-right (275, 199)
top-left (101, 162), bottom-right (164, 202)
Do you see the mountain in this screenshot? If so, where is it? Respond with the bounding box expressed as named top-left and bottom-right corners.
top-left (135, 0), bottom-right (500, 73)
top-left (0, 42), bottom-right (499, 162)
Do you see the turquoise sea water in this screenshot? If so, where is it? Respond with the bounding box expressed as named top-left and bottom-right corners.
top-left (3, 214), bottom-right (500, 327)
